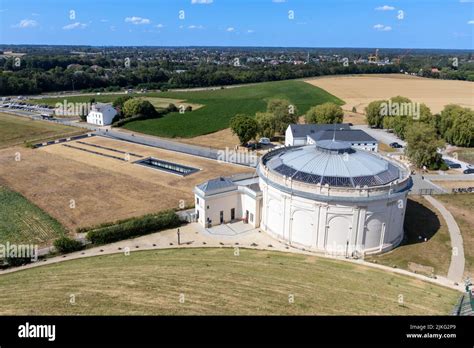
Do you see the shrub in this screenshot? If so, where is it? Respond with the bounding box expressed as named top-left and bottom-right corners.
top-left (4, 257), bottom-right (31, 267)
top-left (53, 236), bottom-right (84, 254)
top-left (86, 210), bottom-right (181, 245)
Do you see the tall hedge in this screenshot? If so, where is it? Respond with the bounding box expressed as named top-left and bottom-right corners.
top-left (86, 210), bottom-right (181, 244)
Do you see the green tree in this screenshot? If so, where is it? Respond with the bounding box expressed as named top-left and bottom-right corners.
top-left (305, 102), bottom-right (344, 124)
top-left (229, 114), bottom-right (258, 145)
top-left (255, 112), bottom-right (277, 138)
top-left (404, 123), bottom-right (445, 169)
top-left (266, 99), bottom-right (298, 133)
top-left (112, 95), bottom-right (132, 109)
top-left (365, 100), bottom-right (387, 128)
top-left (439, 104), bottom-right (474, 147)
top-left (122, 98), bottom-right (157, 118)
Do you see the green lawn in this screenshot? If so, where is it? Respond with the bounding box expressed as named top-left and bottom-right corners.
top-left (0, 248), bottom-right (459, 315)
top-left (0, 112), bottom-right (84, 148)
top-left (0, 186), bottom-right (66, 247)
top-left (31, 80), bottom-right (343, 138)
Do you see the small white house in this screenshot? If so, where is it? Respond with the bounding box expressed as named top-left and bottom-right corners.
top-left (194, 175), bottom-right (262, 228)
top-left (86, 103), bottom-right (117, 126)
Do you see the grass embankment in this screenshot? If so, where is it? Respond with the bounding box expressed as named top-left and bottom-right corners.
top-left (367, 196), bottom-right (452, 277)
top-left (0, 248), bottom-right (458, 315)
top-left (435, 194), bottom-right (474, 279)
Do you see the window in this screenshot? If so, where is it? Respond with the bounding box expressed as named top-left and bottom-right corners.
top-left (196, 197), bottom-right (199, 205)
top-left (250, 213), bottom-right (254, 222)
top-left (207, 205), bottom-right (209, 209)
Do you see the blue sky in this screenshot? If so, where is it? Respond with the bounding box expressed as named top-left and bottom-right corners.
top-left (0, 0), bottom-right (473, 49)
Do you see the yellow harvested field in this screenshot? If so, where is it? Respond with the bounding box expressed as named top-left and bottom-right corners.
top-left (0, 137), bottom-right (251, 231)
top-left (176, 128), bottom-right (240, 149)
top-left (305, 74), bottom-right (474, 114)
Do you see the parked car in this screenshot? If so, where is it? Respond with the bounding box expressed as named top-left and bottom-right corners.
top-left (463, 168), bottom-right (474, 174)
top-left (245, 142), bottom-right (261, 150)
top-left (259, 137), bottom-right (271, 145)
top-left (443, 159), bottom-right (461, 169)
top-left (389, 142), bottom-right (403, 148)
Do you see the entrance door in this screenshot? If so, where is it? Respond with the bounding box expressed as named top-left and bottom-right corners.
top-left (231, 208), bottom-right (235, 220)
top-left (244, 210), bottom-right (249, 223)
top-left (220, 211), bottom-right (224, 224)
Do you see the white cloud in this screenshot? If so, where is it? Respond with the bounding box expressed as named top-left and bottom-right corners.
top-left (375, 5), bottom-right (395, 11)
top-left (155, 23), bottom-right (164, 28)
top-left (125, 16), bottom-right (151, 25)
top-left (191, 0), bottom-right (213, 4)
top-left (272, 0), bottom-right (287, 3)
top-left (226, 27), bottom-right (235, 32)
top-left (100, 19), bottom-right (109, 23)
top-left (12, 19), bottom-right (38, 28)
top-left (247, 29), bottom-right (255, 33)
top-left (188, 24), bottom-right (204, 29)
top-left (468, 20), bottom-right (474, 24)
top-left (62, 22), bottom-right (87, 30)
top-left (373, 24), bottom-right (392, 31)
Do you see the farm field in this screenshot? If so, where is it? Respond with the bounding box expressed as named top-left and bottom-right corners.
top-left (0, 248), bottom-right (459, 315)
top-left (0, 137), bottom-right (251, 232)
top-left (124, 80), bottom-right (342, 138)
top-left (305, 74), bottom-right (474, 114)
top-left (0, 112), bottom-right (84, 149)
top-left (435, 194), bottom-right (474, 279)
top-left (367, 196), bottom-right (452, 277)
top-left (0, 185), bottom-right (65, 247)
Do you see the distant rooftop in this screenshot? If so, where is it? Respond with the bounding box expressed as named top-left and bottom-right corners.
top-left (288, 123), bottom-right (351, 138)
top-left (308, 129), bottom-right (377, 143)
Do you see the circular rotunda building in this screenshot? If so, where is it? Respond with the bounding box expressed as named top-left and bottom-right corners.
top-left (257, 140), bottom-right (412, 256)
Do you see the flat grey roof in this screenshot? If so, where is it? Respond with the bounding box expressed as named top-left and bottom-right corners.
top-left (288, 123), bottom-right (351, 138)
top-left (308, 129), bottom-right (377, 143)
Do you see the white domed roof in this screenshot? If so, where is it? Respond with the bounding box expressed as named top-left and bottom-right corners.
top-left (262, 141), bottom-right (401, 188)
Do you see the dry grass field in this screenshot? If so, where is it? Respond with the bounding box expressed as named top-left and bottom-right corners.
top-left (0, 248), bottom-right (459, 315)
top-left (0, 137), bottom-right (251, 232)
top-left (176, 128), bottom-right (241, 149)
top-left (0, 112), bottom-right (84, 149)
top-left (141, 97), bottom-right (204, 111)
top-left (305, 74), bottom-right (474, 114)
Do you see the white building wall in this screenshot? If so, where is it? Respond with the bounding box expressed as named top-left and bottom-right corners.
top-left (259, 177), bottom-right (407, 256)
top-left (86, 105), bottom-right (117, 126)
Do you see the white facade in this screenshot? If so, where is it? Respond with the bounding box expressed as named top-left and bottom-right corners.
top-left (86, 103), bottom-right (117, 126)
top-left (194, 141), bottom-right (411, 257)
top-left (194, 176), bottom-right (262, 228)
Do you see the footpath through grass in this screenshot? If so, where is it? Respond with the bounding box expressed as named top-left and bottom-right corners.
top-left (0, 248), bottom-right (459, 315)
top-left (0, 186), bottom-right (66, 247)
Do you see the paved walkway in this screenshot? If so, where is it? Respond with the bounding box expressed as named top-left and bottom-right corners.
top-left (424, 195), bottom-right (465, 283)
top-left (0, 222), bottom-right (464, 292)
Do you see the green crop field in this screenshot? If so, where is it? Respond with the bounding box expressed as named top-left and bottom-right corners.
top-left (0, 112), bottom-right (84, 148)
top-left (31, 80), bottom-right (343, 138)
top-left (123, 80), bottom-right (343, 138)
top-left (0, 248), bottom-right (459, 315)
top-left (0, 186), bottom-right (66, 247)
